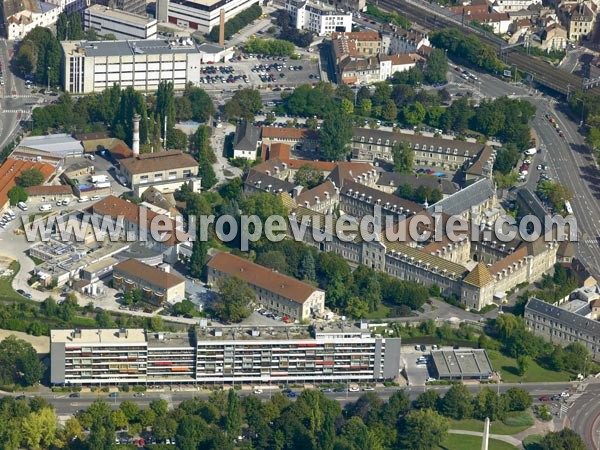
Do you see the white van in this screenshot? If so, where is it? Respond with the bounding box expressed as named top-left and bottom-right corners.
top-left (39, 204), bottom-right (52, 212)
top-left (17, 202), bottom-right (28, 211)
top-left (524, 147), bottom-right (537, 156)
top-left (78, 196), bottom-right (89, 203)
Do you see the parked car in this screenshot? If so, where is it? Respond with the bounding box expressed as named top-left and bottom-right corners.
top-left (349, 386), bottom-right (360, 392)
top-left (420, 344), bottom-right (426, 352)
top-left (108, 392), bottom-right (118, 398)
top-left (287, 392), bottom-right (297, 398)
top-left (539, 396), bottom-right (550, 401)
top-left (362, 386), bottom-right (375, 391)
top-left (134, 392), bottom-right (145, 397)
top-left (426, 377), bottom-right (437, 382)
top-left (69, 393), bottom-right (81, 398)
top-left (253, 388), bottom-right (263, 394)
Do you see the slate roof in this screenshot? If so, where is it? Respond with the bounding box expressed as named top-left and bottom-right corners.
top-left (114, 259), bottom-right (185, 290)
top-left (427, 178), bottom-right (494, 217)
top-left (342, 179), bottom-right (424, 214)
top-left (526, 297), bottom-right (600, 337)
top-left (244, 169), bottom-right (296, 194)
top-left (120, 151), bottom-right (198, 175)
top-left (376, 172), bottom-right (458, 195)
top-left (326, 161), bottom-right (376, 188)
top-left (233, 122), bottom-right (261, 152)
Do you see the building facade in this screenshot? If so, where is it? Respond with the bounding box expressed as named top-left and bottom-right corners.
top-left (525, 297), bottom-right (600, 360)
top-left (84, 5), bottom-right (158, 40)
top-left (207, 252), bottom-right (326, 321)
top-left (61, 39), bottom-right (203, 94)
top-left (157, 0), bottom-right (260, 33)
top-left (112, 259), bottom-right (186, 304)
top-left (286, 0), bottom-right (352, 36)
top-left (50, 325), bottom-right (402, 385)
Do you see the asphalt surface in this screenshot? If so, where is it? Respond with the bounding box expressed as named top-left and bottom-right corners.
top-left (567, 380), bottom-right (600, 449)
top-left (27, 381), bottom-right (576, 416)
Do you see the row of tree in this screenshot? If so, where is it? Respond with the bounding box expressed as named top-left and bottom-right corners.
top-left (245, 38), bottom-right (296, 57)
top-left (208, 4), bottom-right (262, 42)
top-left (275, 10), bottom-right (313, 48)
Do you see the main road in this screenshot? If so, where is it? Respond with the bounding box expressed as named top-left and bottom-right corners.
top-left (18, 381), bottom-right (575, 416)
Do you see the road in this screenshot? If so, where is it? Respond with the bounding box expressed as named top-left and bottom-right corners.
top-left (23, 381), bottom-right (575, 416)
top-left (567, 381), bottom-right (600, 449)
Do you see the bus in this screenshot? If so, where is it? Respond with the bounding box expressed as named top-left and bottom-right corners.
top-left (564, 200), bottom-right (573, 215)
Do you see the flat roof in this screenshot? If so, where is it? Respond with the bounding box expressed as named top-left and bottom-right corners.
top-left (120, 151), bottom-right (198, 175)
top-left (19, 134), bottom-right (83, 155)
top-left (147, 331), bottom-right (195, 348)
top-left (51, 328), bottom-right (146, 344)
top-left (431, 349), bottom-right (493, 378)
top-left (62, 39), bottom-right (201, 58)
top-left (86, 5), bottom-right (157, 26)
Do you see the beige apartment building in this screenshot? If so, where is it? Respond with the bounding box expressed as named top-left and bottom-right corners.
top-left (207, 253), bottom-right (326, 321)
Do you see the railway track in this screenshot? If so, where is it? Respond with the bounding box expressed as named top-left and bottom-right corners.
top-left (377, 0), bottom-right (600, 96)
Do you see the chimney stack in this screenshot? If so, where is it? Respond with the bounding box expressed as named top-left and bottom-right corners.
top-left (132, 114), bottom-right (141, 157)
top-left (219, 9), bottom-right (225, 47)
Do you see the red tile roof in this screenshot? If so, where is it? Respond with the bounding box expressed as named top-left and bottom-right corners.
top-left (26, 185), bottom-right (72, 196)
top-left (207, 252), bottom-right (323, 304)
top-left (0, 158), bottom-right (55, 208)
top-left (114, 258), bottom-right (185, 290)
top-left (262, 127), bottom-right (319, 140)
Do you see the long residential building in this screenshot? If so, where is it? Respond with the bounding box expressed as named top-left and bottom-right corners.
top-left (84, 5), bottom-right (158, 40)
top-left (61, 39), bottom-right (204, 94)
top-left (50, 325), bottom-right (402, 385)
top-left (525, 297), bottom-right (600, 360)
top-left (207, 252), bottom-right (325, 321)
top-left (156, 0), bottom-right (260, 33)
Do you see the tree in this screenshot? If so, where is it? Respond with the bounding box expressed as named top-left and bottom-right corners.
top-left (67, 13), bottom-right (83, 40)
top-left (516, 355), bottom-right (530, 376)
top-left (16, 40), bottom-right (36, 76)
top-left (440, 384), bottom-right (473, 420)
top-left (86, 400), bottom-right (115, 450)
top-left (189, 239), bottom-right (208, 279)
top-left (119, 401), bottom-right (140, 423)
top-left (225, 389), bottom-right (243, 438)
top-left (213, 276), bottom-right (255, 323)
top-left (392, 141), bottom-right (414, 173)
top-left (402, 102), bottom-right (426, 126)
top-left (381, 99), bottom-right (398, 122)
top-left (539, 428), bottom-right (586, 450)
top-left (56, 13), bottom-right (68, 41)
top-left (150, 399), bottom-right (169, 417)
top-left (223, 88), bottom-right (262, 121)
top-left (167, 128), bottom-right (188, 150)
top-left (414, 390), bottom-right (440, 410)
top-left (7, 186), bottom-right (27, 206)
top-left (424, 48), bottom-right (448, 84)
top-left (398, 409), bottom-right (449, 450)
top-left (502, 387), bottom-right (532, 412)
top-left (184, 83), bottom-right (216, 122)
top-left (564, 343), bottom-right (589, 374)
top-left (156, 81), bottom-right (176, 144)
top-left (17, 168), bottom-right (44, 187)
top-left (473, 388), bottom-right (506, 421)
top-left (199, 160), bottom-right (217, 190)
top-left (294, 165), bottom-right (324, 189)
top-left (358, 98), bottom-right (372, 117)
top-left (320, 107), bottom-right (353, 161)
top-left (21, 407), bottom-right (56, 450)
top-left (0, 336), bottom-right (44, 386)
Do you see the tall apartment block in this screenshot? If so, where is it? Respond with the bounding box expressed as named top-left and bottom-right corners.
top-left (50, 324), bottom-right (402, 385)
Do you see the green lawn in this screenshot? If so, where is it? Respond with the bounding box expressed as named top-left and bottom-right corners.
top-left (0, 261), bottom-right (22, 300)
top-left (363, 304), bottom-right (391, 319)
top-left (439, 434), bottom-right (518, 450)
top-left (450, 412), bottom-right (533, 435)
top-left (488, 350), bottom-right (571, 382)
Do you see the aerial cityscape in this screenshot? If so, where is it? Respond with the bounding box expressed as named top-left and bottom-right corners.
top-left (0, 0), bottom-right (598, 448)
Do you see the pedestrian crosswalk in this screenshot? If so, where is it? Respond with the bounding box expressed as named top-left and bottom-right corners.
top-left (0, 109), bottom-right (28, 113)
top-left (581, 239), bottom-right (599, 246)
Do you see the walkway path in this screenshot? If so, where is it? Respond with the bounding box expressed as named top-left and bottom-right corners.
top-left (448, 430), bottom-right (521, 447)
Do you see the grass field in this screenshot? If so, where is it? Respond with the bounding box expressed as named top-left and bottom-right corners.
top-left (439, 434), bottom-right (518, 450)
top-left (0, 261), bottom-right (22, 301)
top-left (488, 350), bottom-right (571, 382)
top-left (450, 412), bottom-right (534, 435)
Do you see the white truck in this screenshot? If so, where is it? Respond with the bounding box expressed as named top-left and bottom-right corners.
top-left (90, 175), bottom-right (108, 183)
top-left (94, 182), bottom-right (111, 189)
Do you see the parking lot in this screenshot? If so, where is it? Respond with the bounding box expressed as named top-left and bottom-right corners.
top-left (197, 55), bottom-right (320, 90)
top-left (403, 345), bottom-right (440, 386)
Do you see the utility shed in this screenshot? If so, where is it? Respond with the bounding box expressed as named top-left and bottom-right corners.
top-left (430, 349), bottom-right (493, 380)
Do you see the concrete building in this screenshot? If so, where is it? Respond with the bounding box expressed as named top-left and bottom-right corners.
top-left (207, 252), bottom-right (326, 321)
top-left (332, 31), bottom-right (383, 58)
top-left (61, 39), bottom-right (203, 94)
top-left (492, 0), bottom-right (541, 12)
top-left (84, 5), bottom-right (158, 40)
top-left (156, 0), bottom-right (260, 33)
top-left (50, 324), bottom-right (402, 385)
top-left (113, 258), bottom-right (186, 305)
top-left (12, 134), bottom-right (85, 164)
top-left (525, 297), bottom-right (600, 360)
top-left (118, 150), bottom-right (200, 196)
top-left (561, 1), bottom-right (597, 41)
top-left (285, 0), bottom-right (352, 36)
top-left (430, 349), bottom-right (494, 380)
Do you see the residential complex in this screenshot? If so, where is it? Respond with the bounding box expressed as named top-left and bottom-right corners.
top-left (156, 0), bottom-right (260, 33)
top-left (50, 324), bottom-right (402, 385)
top-left (84, 5), bottom-right (158, 40)
top-left (525, 297), bottom-right (600, 360)
top-left (112, 259), bottom-right (186, 305)
top-left (61, 39), bottom-right (204, 94)
top-left (207, 252), bottom-right (326, 321)
top-left (118, 150), bottom-right (200, 196)
top-left (285, 0), bottom-right (352, 36)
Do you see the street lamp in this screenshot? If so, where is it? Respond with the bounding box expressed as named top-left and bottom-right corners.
top-left (47, 66), bottom-right (50, 91)
top-left (576, 97), bottom-right (585, 127)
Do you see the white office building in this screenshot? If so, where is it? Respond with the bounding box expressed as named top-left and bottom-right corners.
top-left (84, 5), bottom-right (158, 40)
top-left (61, 38), bottom-right (204, 93)
top-left (285, 0), bottom-right (352, 36)
top-left (156, 0), bottom-right (260, 34)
